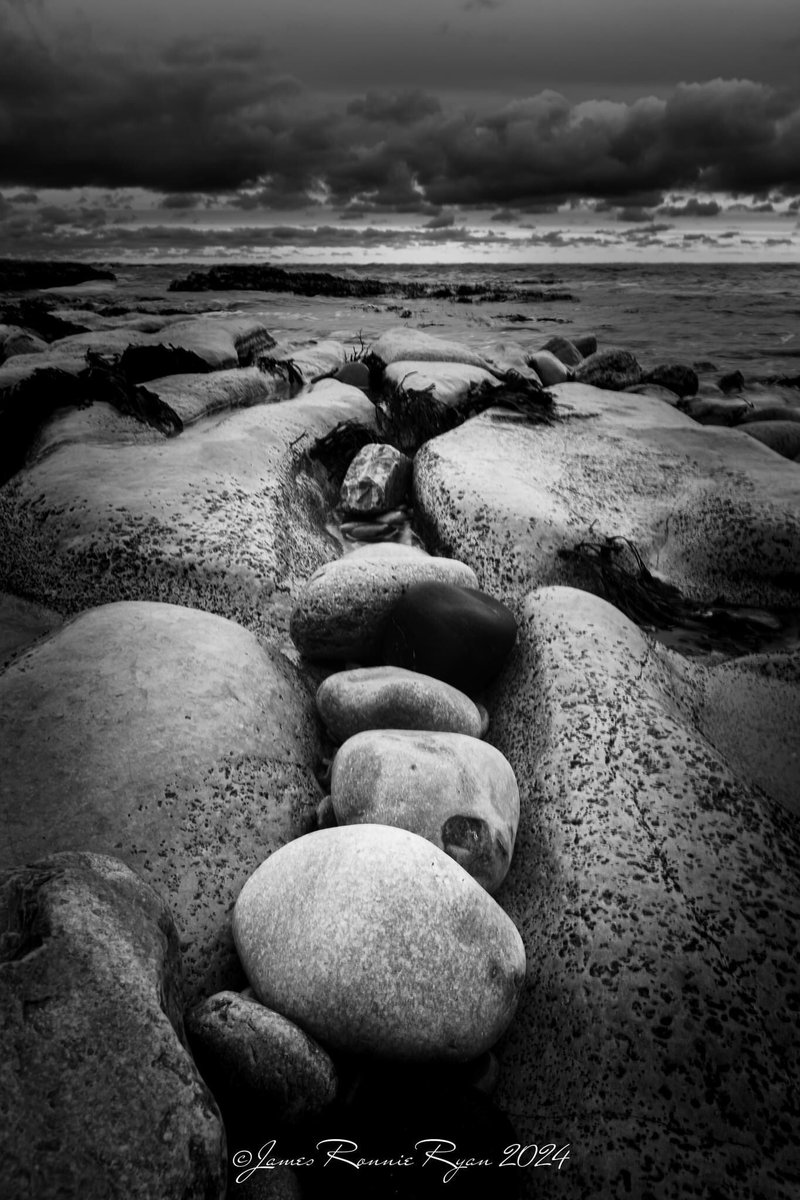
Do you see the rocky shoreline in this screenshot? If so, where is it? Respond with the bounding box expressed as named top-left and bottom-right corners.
top-left (1, 267), bottom-right (799, 1199)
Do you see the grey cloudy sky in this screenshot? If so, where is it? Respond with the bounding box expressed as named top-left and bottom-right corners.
top-left (1, 0), bottom-right (800, 258)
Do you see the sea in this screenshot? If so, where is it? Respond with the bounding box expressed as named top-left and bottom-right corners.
top-left (65, 259), bottom-right (800, 382)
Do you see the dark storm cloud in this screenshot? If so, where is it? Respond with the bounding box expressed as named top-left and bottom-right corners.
top-left (2, 1), bottom-right (800, 211)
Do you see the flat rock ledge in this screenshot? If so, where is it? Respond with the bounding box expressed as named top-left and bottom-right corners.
top-left (414, 381), bottom-right (800, 610)
top-left (487, 586), bottom-right (800, 1198)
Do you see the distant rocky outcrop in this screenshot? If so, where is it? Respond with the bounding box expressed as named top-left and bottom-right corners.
top-left (0, 258), bottom-right (115, 291)
top-left (168, 262), bottom-right (575, 303)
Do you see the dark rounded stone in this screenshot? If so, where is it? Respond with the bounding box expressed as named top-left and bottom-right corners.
top-left (334, 360), bottom-right (370, 391)
top-left (572, 348), bottom-right (642, 391)
top-left (719, 369), bottom-right (745, 394)
top-left (381, 582), bottom-right (517, 695)
top-left (643, 362), bottom-right (699, 398)
top-left (572, 333), bottom-right (598, 358)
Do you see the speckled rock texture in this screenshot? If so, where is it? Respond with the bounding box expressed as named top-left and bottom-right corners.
top-left (340, 442), bottom-right (412, 516)
top-left (330, 729), bottom-right (519, 891)
top-left (316, 665), bottom-right (483, 742)
top-left (0, 382), bottom-right (376, 641)
top-left (0, 851), bottom-right (226, 1200)
top-left (289, 543), bottom-right (478, 662)
top-left (0, 601), bottom-right (323, 1000)
top-left (414, 382), bottom-right (800, 609)
top-left (185, 990), bottom-right (337, 1121)
top-left (26, 400), bottom-right (169, 464)
top-left (233, 825), bottom-right (526, 1060)
top-left (571, 347), bottom-right (643, 390)
top-left (486, 587), bottom-right (800, 1198)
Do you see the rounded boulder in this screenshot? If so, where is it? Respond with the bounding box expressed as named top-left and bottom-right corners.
top-left (381, 580), bottom-right (517, 695)
top-left (290, 545), bottom-right (478, 663)
top-left (316, 665), bottom-right (483, 742)
top-left (330, 729), bottom-right (519, 892)
top-left (232, 825), bottom-right (526, 1061)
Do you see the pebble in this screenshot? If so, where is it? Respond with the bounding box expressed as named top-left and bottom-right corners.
top-left (330, 729), bottom-right (520, 892)
top-left (340, 442), bottom-right (412, 517)
top-left (317, 665), bottom-right (483, 741)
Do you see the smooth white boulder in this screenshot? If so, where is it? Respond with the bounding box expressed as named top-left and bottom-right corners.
top-left (233, 825), bottom-right (526, 1061)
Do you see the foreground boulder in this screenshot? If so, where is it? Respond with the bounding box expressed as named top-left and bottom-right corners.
top-left (739, 420), bottom-right (800, 460)
top-left (487, 587), bottom-right (800, 1197)
top-left (331, 729), bottom-right (519, 891)
top-left (233, 825), bottom-right (526, 1060)
top-left (414, 383), bottom-right (800, 609)
top-left (381, 580), bottom-right (518, 694)
top-left (0, 601), bottom-right (323, 999)
top-left (0, 851), bottom-right (226, 1200)
top-left (366, 327), bottom-right (498, 374)
top-left (290, 544), bottom-right (477, 662)
top-left (316, 665), bottom-right (483, 741)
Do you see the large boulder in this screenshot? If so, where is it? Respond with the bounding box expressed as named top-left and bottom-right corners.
top-left (0, 851), bottom-right (226, 1200)
top-left (414, 382), bottom-right (800, 610)
top-left (316, 665), bottom-right (483, 742)
top-left (642, 363), bottom-right (699, 398)
top-left (289, 544), bottom-right (477, 662)
top-left (486, 587), bottom-right (800, 1197)
top-left (526, 349), bottom-right (569, 387)
top-left (233, 825), bottom-right (526, 1060)
top-left (540, 334), bottom-right (584, 367)
top-left (383, 361), bottom-right (503, 408)
top-left (330, 729), bottom-right (519, 891)
top-left (0, 601), bottom-right (323, 999)
top-left (0, 382), bottom-right (376, 640)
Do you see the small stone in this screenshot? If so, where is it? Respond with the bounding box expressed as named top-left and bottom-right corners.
top-left (290, 545), bottom-right (478, 663)
top-left (643, 363), bottom-right (699, 398)
top-left (316, 665), bottom-right (483, 742)
top-left (340, 443), bottom-right (412, 517)
top-left (185, 991), bottom-right (337, 1123)
top-left (330, 729), bottom-right (519, 892)
top-left (719, 369), bottom-right (745, 394)
top-left (572, 348), bottom-right (643, 391)
top-left (527, 349), bottom-right (569, 386)
top-left (334, 360), bottom-right (371, 391)
top-left (381, 580), bottom-right (517, 695)
top-left (540, 335), bottom-right (583, 367)
top-left (233, 825), bottom-right (526, 1061)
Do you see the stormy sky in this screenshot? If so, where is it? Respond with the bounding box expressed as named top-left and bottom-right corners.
top-left (2, 0), bottom-right (799, 261)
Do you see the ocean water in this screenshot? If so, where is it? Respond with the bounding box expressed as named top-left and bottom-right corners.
top-left (89, 259), bottom-right (800, 381)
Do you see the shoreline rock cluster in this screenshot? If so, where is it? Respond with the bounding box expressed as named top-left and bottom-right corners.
top-left (1, 281), bottom-right (799, 1199)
